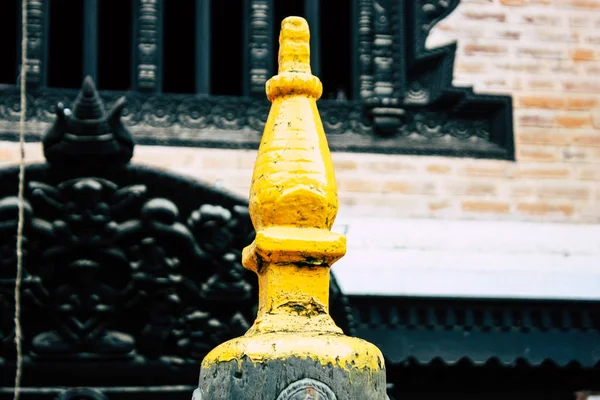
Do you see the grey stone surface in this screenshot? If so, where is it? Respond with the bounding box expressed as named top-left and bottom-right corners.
top-left (198, 357), bottom-right (387, 400)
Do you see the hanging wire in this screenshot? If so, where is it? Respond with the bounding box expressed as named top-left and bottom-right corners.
top-left (14, 0), bottom-right (28, 399)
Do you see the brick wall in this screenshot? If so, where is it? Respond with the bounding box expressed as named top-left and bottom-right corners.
top-left (1, 0), bottom-right (599, 223)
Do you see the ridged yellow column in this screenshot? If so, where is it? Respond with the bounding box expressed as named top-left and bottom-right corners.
top-left (196, 17), bottom-right (387, 400)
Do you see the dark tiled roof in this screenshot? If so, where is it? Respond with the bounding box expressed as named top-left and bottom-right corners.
top-left (349, 296), bottom-right (600, 368)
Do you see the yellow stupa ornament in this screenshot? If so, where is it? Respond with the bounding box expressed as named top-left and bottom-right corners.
top-left (196, 17), bottom-right (387, 400)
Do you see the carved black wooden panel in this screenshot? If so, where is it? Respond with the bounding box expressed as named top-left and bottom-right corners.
top-left (22, 0), bottom-right (48, 88)
top-left (0, 0), bottom-right (513, 160)
top-left (133, 0), bottom-right (162, 92)
top-left (0, 178), bottom-right (257, 360)
top-left (356, 0), bottom-right (513, 158)
top-left (0, 78), bottom-right (354, 394)
top-left (245, 0), bottom-right (274, 97)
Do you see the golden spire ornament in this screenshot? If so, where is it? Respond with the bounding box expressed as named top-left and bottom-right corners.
top-left (196, 17), bottom-right (387, 400)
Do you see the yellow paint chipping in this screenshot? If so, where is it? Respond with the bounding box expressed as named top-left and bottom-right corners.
top-left (201, 333), bottom-right (385, 374)
top-left (200, 16), bottom-right (385, 376)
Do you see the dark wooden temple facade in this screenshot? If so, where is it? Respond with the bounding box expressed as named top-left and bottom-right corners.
top-left (0, 74), bottom-right (596, 400)
top-left (0, 1), bottom-right (598, 399)
top-left (0, 0), bottom-right (513, 159)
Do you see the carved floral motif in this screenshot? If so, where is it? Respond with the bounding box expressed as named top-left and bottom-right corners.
top-left (0, 176), bottom-right (257, 361)
top-left (0, 92), bottom-right (492, 143)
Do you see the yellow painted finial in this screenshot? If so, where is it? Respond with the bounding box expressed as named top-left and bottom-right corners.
top-left (198, 18), bottom-right (386, 398)
top-left (266, 17), bottom-right (323, 101)
top-left (240, 16), bottom-right (345, 334)
top-left (277, 16), bottom-right (311, 74)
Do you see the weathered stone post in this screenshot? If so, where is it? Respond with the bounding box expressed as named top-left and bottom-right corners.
top-left (196, 17), bottom-right (387, 399)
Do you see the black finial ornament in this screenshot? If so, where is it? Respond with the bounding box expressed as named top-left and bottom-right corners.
top-left (71, 76), bottom-right (106, 121)
top-left (42, 76), bottom-right (134, 166)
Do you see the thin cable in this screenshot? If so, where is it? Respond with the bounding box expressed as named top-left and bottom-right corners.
top-left (14, 0), bottom-right (28, 399)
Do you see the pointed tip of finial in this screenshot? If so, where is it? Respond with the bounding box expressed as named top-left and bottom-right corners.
top-left (278, 16), bottom-right (311, 74)
top-left (266, 16), bottom-right (322, 101)
top-left (72, 76), bottom-right (105, 121)
top-left (81, 75), bottom-right (96, 95)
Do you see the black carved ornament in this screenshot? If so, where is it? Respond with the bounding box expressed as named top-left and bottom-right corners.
top-left (42, 76), bottom-right (134, 167)
top-left (0, 77), bottom-right (354, 370)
